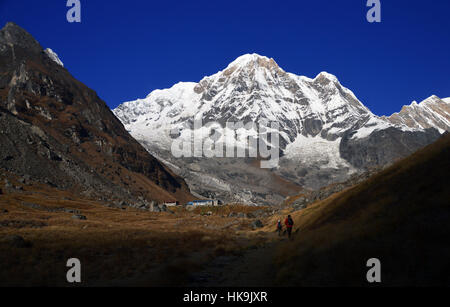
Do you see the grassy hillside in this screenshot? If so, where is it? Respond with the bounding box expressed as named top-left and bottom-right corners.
top-left (274, 133), bottom-right (450, 286)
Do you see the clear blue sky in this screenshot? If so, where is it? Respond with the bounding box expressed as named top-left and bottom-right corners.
top-left (1, 0), bottom-right (449, 115)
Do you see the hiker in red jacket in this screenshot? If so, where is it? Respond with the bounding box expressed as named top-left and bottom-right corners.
top-left (285, 215), bottom-right (294, 239)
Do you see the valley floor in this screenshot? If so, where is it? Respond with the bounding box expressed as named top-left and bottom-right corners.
top-left (0, 178), bottom-right (274, 286)
top-left (1, 135), bottom-right (449, 287)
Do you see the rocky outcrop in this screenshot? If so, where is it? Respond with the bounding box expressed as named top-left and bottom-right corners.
top-left (289, 166), bottom-right (386, 211)
top-left (340, 127), bottom-right (441, 169)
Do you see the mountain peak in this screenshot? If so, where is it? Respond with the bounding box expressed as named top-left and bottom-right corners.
top-left (315, 71), bottom-right (339, 83)
top-left (229, 53), bottom-right (269, 63)
top-left (0, 21), bottom-right (192, 204)
top-left (0, 21), bottom-right (42, 53)
top-left (421, 95), bottom-right (442, 105)
top-left (385, 95), bottom-right (450, 132)
top-left (3, 21), bottom-right (22, 32)
top-left (408, 95), bottom-right (446, 108)
top-left (225, 53), bottom-right (280, 71)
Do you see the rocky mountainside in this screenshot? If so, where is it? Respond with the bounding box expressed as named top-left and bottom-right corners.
top-left (382, 95), bottom-right (450, 133)
top-left (114, 53), bottom-right (443, 205)
top-left (0, 22), bottom-right (193, 204)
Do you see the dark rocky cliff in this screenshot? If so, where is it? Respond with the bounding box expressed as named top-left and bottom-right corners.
top-left (0, 22), bottom-right (192, 204)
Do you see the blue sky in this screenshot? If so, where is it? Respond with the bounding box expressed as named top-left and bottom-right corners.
top-left (1, 0), bottom-right (449, 115)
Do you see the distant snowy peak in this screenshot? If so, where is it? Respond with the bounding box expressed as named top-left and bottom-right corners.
top-left (112, 53), bottom-right (444, 204)
top-left (223, 53), bottom-right (281, 71)
top-left (44, 48), bottom-right (64, 67)
top-left (113, 53), bottom-right (447, 167)
top-left (382, 95), bottom-right (450, 133)
top-left (114, 53), bottom-right (378, 152)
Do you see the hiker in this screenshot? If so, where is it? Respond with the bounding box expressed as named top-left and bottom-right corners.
top-left (284, 215), bottom-right (294, 239)
top-left (276, 219), bottom-right (283, 236)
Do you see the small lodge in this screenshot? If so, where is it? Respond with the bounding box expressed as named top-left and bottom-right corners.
top-left (186, 199), bottom-right (223, 207)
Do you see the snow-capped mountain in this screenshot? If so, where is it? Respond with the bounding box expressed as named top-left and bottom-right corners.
top-left (44, 48), bottom-right (64, 67)
top-left (382, 95), bottom-right (450, 133)
top-left (114, 54), bottom-right (443, 205)
top-left (115, 54), bottom-right (380, 151)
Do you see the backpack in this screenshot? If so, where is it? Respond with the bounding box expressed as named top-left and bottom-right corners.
top-left (288, 217), bottom-right (294, 226)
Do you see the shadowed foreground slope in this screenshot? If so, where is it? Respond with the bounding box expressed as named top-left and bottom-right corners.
top-left (275, 133), bottom-right (450, 286)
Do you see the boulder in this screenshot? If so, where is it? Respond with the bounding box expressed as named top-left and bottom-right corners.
top-left (138, 203), bottom-right (148, 210)
top-left (293, 196), bottom-right (307, 206)
top-left (251, 220), bottom-right (264, 229)
top-left (150, 204), bottom-right (162, 212)
top-left (64, 208), bottom-right (81, 214)
top-left (72, 214), bottom-right (87, 220)
top-left (4, 179), bottom-right (12, 188)
top-left (18, 175), bottom-right (31, 185)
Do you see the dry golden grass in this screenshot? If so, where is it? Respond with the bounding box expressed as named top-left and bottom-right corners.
top-left (187, 204), bottom-right (269, 216)
top-left (270, 134), bottom-right (450, 286)
top-left (0, 177), bottom-right (265, 286)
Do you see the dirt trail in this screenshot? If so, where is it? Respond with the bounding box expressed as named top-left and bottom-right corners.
top-left (188, 233), bottom-right (290, 287)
